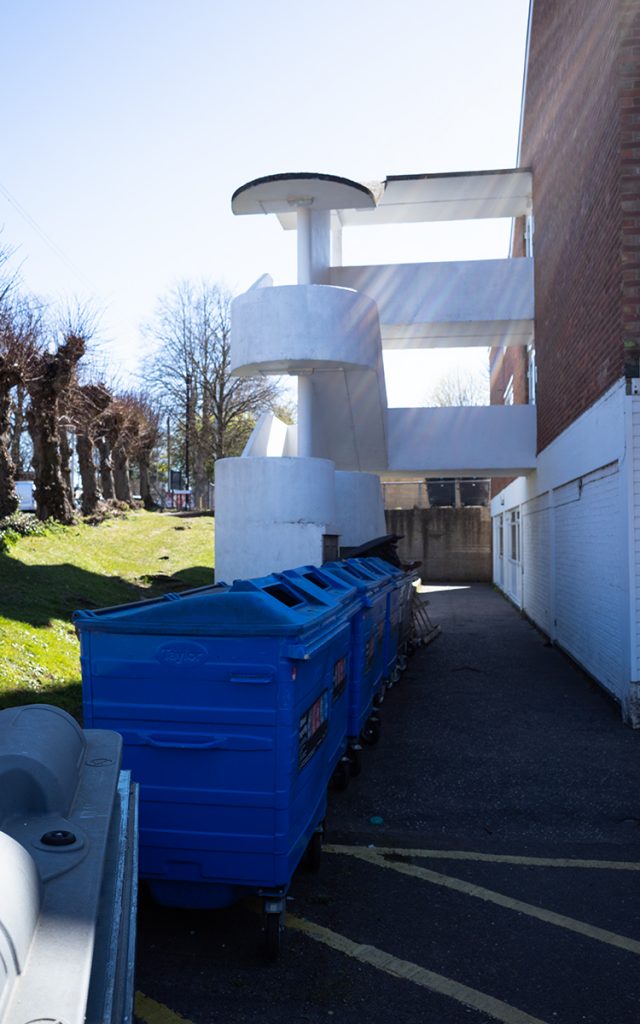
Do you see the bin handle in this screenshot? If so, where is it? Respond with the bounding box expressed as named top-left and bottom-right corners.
top-left (143, 733), bottom-right (227, 749)
top-left (141, 732), bottom-right (272, 751)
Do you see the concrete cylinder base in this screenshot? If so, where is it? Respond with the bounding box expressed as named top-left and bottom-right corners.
top-left (214, 456), bottom-right (337, 582)
top-left (335, 471), bottom-right (386, 549)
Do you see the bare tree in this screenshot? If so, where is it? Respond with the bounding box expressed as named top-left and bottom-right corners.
top-left (144, 281), bottom-right (283, 509)
top-left (26, 306), bottom-right (95, 522)
top-left (430, 364), bottom-right (490, 407)
top-left (0, 294), bottom-right (42, 518)
top-left (128, 393), bottom-right (162, 509)
top-left (72, 382), bottom-right (112, 515)
top-left (101, 396), bottom-right (136, 506)
top-left (0, 355), bottom-right (21, 517)
top-left (9, 382), bottom-right (28, 478)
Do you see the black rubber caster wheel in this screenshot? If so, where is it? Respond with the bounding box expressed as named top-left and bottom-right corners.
top-left (331, 759), bottom-right (351, 791)
top-left (360, 715), bottom-right (381, 747)
top-left (348, 744), bottom-right (363, 777)
top-left (303, 829), bottom-right (323, 872)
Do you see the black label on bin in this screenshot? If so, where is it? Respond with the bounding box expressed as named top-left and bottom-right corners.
top-left (298, 690), bottom-right (329, 771)
top-left (366, 633), bottom-right (376, 670)
top-left (332, 656), bottom-right (347, 702)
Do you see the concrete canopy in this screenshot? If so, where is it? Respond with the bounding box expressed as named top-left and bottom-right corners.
top-left (268, 168), bottom-right (533, 228)
top-left (231, 172), bottom-right (376, 216)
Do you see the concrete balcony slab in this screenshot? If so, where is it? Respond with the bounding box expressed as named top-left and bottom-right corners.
top-left (387, 404), bottom-right (537, 476)
top-left (330, 258), bottom-right (534, 349)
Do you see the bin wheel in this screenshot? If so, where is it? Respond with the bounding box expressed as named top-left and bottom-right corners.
top-left (303, 829), bottom-right (323, 872)
top-left (361, 716), bottom-right (381, 747)
top-left (348, 744), bottom-right (363, 777)
top-left (331, 759), bottom-right (351, 791)
top-left (264, 911), bottom-right (282, 962)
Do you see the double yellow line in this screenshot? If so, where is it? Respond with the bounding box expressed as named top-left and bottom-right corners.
top-left (136, 845), bottom-right (640, 1024)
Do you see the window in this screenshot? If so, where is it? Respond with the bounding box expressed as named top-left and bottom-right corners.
top-left (525, 214), bottom-right (534, 258)
top-left (528, 345), bottom-right (537, 405)
top-left (504, 375), bottom-right (514, 406)
top-left (509, 509), bottom-right (520, 562)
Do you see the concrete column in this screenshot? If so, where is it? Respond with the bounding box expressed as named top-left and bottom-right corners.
top-left (297, 207), bottom-right (331, 285)
top-left (310, 209), bottom-right (331, 283)
top-left (297, 207), bottom-right (312, 285)
top-left (297, 373), bottom-right (313, 457)
top-left (331, 220), bottom-right (343, 268)
top-left (295, 207), bottom-right (329, 456)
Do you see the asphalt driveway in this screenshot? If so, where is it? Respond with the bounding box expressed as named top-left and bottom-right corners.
top-left (135, 583), bottom-right (640, 1024)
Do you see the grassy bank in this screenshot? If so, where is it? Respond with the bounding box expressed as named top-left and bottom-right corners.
top-left (0, 510), bottom-right (215, 718)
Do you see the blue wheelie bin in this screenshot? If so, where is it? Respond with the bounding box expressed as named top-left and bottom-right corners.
top-left (320, 559), bottom-right (388, 749)
top-left (344, 557), bottom-right (400, 687)
top-left (280, 565), bottom-right (360, 787)
top-left (365, 557), bottom-right (420, 672)
top-left (75, 576), bottom-right (351, 959)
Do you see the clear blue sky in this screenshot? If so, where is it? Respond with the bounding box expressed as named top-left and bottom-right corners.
top-left (1, 0), bottom-right (530, 402)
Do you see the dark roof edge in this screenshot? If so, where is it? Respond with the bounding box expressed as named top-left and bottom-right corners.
top-left (385, 167), bottom-right (532, 184)
top-left (516, 0), bottom-right (535, 168)
top-left (508, 0), bottom-right (535, 256)
top-left (231, 172), bottom-right (375, 206)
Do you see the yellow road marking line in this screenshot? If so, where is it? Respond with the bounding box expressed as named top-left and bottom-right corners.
top-left (325, 844), bottom-right (640, 870)
top-left (135, 991), bottom-right (195, 1024)
top-left (287, 915), bottom-right (548, 1024)
top-left (329, 847), bottom-right (640, 956)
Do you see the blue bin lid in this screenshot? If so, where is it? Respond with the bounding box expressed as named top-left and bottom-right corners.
top-left (347, 557), bottom-right (399, 586)
top-left (362, 556), bottom-right (401, 577)
top-left (74, 576), bottom-right (344, 639)
top-left (364, 556), bottom-right (410, 588)
top-left (320, 560), bottom-right (388, 596)
top-left (280, 565), bottom-right (360, 611)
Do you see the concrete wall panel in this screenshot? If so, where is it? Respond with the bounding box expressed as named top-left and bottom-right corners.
top-left (385, 507), bottom-right (492, 582)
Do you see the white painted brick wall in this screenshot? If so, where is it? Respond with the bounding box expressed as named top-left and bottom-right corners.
top-left (553, 462), bottom-right (625, 699)
top-left (522, 492), bottom-right (551, 636)
top-left (631, 398), bottom-right (640, 679)
top-left (491, 383), bottom-right (636, 721)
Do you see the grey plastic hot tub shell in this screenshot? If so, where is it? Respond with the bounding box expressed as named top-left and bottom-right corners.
top-left (0, 703), bottom-right (137, 1024)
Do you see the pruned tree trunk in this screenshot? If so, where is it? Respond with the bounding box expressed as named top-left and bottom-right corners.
top-left (96, 436), bottom-right (115, 499)
top-left (0, 385), bottom-right (19, 518)
top-left (26, 335), bottom-right (85, 524)
top-left (193, 389), bottom-right (211, 510)
top-left (76, 433), bottom-right (101, 515)
top-left (112, 443), bottom-right (133, 504)
top-left (138, 453), bottom-right (154, 510)
top-left (27, 402), bottom-right (76, 522)
top-left (59, 427), bottom-right (75, 509)
top-left (9, 383), bottom-right (26, 478)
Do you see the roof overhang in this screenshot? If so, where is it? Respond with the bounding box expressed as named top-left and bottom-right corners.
top-left (232, 168), bottom-right (533, 229)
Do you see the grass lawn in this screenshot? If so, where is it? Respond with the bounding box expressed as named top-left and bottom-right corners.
top-left (0, 510), bottom-right (215, 718)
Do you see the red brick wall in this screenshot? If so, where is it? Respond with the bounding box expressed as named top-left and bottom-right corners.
top-left (490, 213), bottom-right (529, 495)
top-left (489, 342), bottom-right (528, 496)
top-left (521, 0), bottom-right (624, 453)
top-left (620, 1), bottom-right (640, 378)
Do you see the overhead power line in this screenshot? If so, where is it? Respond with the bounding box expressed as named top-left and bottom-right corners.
top-left (0, 177), bottom-right (97, 292)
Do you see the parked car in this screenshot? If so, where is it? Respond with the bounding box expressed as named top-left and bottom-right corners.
top-left (15, 481), bottom-right (35, 512)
